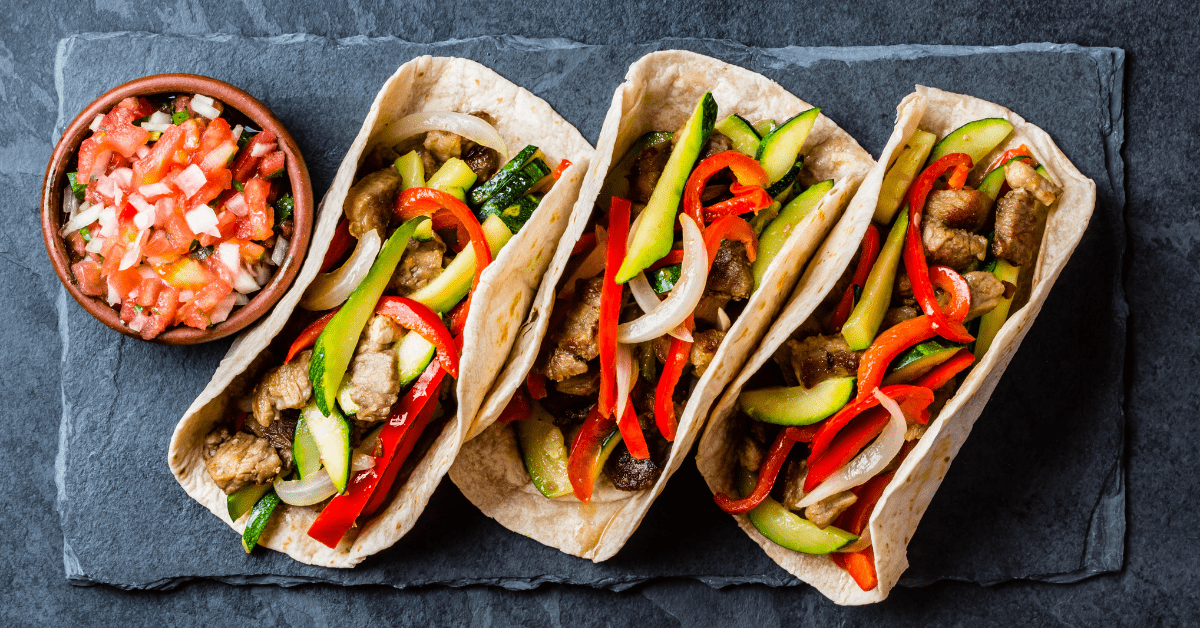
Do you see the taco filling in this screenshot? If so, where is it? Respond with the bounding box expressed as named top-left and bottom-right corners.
top-left (715, 119), bottom-right (1063, 590)
top-left (202, 110), bottom-right (570, 552)
top-left (493, 93), bottom-right (840, 502)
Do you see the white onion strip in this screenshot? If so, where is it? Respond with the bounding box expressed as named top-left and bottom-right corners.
top-left (615, 343), bottom-right (634, 420)
top-left (300, 229), bottom-right (381, 311)
top-left (797, 388), bottom-right (906, 509)
top-left (617, 214), bottom-right (708, 344)
top-left (272, 454), bottom-right (375, 507)
top-left (628, 272), bottom-right (693, 342)
top-left (370, 111), bottom-right (508, 163)
top-left (61, 203), bottom-right (102, 236)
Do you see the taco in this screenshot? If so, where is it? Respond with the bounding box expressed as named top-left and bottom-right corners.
top-left (696, 85), bottom-right (1097, 603)
top-left (168, 56), bottom-right (591, 567)
top-left (448, 50), bottom-right (873, 560)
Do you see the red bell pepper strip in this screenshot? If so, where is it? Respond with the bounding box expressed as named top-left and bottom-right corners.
top-left (928, 265), bottom-right (971, 323)
top-left (837, 471), bottom-right (896, 537)
top-left (375, 296), bottom-right (460, 379)
top-left (946, 163), bottom-right (970, 190)
top-left (804, 387), bottom-right (933, 491)
top-left (526, 372), bottom-right (548, 400)
top-left (447, 299), bottom-right (470, 337)
top-left (787, 424), bottom-right (820, 443)
top-left (703, 215), bottom-right (759, 267)
top-left (396, 187), bottom-right (493, 296)
top-left (654, 319), bottom-right (692, 443)
top-left (714, 425), bottom-right (798, 514)
top-left (683, 151), bottom-right (771, 228)
top-left (832, 548), bottom-right (879, 591)
top-left (597, 197), bottom-right (632, 418)
top-left (856, 315), bottom-right (940, 402)
top-left (648, 249), bottom-right (685, 270)
top-left (570, 231), bottom-right (596, 256)
top-left (552, 159), bottom-right (572, 181)
top-left (830, 224), bottom-right (882, 331)
top-left (567, 406), bottom-right (617, 503)
top-left (914, 347), bottom-right (974, 391)
top-left (497, 388), bottom-right (532, 425)
top-left (811, 384), bottom-right (934, 461)
top-left (320, 219), bottom-right (354, 273)
top-left (308, 359), bottom-right (444, 547)
top-left (617, 397), bottom-right (650, 460)
top-left (285, 309), bottom-right (340, 363)
top-left (904, 153), bottom-right (975, 344)
top-left (702, 182), bottom-right (774, 223)
top-left (985, 144), bottom-right (1033, 174)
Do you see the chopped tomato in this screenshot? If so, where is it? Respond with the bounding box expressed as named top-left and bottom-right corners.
top-left (102, 97), bottom-right (154, 128)
top-left (230, 129), bottom-right (277, 183)
top-left (141, 229), bottom-right (175, 260)
top-left (71, 260), bottom-right (104, 296)
top-left (155, 198), bottom-right (196, 254)
top-left (132, 124), bottom-right (185, 187)
top-left (231, 239), bottom-right (266, 265)
top-left (100, 242), bottom-right (125, 278)
top-left (108, 267), bottom-right (142, 301)
top-left (188, 168), bottom-right (232, 210)
top-left (158, 258), bottom-right (214, 291)
top-left (258, 150), bottom-right (286, 178)
top-left (76, 137), bottom-right (110, 185)
top-left (139, 285), bottom-right (179, 340)
top-left (119, 296), bottom-right (139, 323)
top-left (235, 177), bottom-right (273, 240)
top-left (136, 277), bottom-right (162, 308)
top-left (99, 122), bottom-right (151, 159)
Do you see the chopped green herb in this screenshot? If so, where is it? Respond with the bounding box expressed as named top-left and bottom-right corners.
top-left (648, 264), bottom-right (682, 294)
top-left (66, 172), bottom-right (86, 201)
top-left (274, 193), bottom-right (294, 225)
top-left (190, 244), bottom-right (215, 261)
top-left (79, 226), bottom-right (92, 242)
top-left (237, 128), bottom-right (260, 149)
top-left (133, 113), bottom-right (153, 125)
top-left (133, 304), bottom-right (144, 314)
top-left (189, 239), bottom-right (200, 252)
top-left (172, 111), bottom-right (190, 125)
top-left (148, 131), bottom-right (162, 142)
top-left (151, 308), bottom-right (162, 316)
top-left (232, 180), bottom-right (244, 194)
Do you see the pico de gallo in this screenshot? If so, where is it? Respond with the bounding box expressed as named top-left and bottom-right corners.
top-left (60, 93), bottom-right (293, 339)
top-left (718, 118), bottom-right (1063, 591)
top-left (201, 110), bottom-right (569, 552)
top-left (494, 93), bottom-right (842, 503)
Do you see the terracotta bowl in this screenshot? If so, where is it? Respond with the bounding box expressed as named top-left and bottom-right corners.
top-left (42, 74), bottom-right (312, 345)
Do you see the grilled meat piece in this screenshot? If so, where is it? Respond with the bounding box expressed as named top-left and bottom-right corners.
top-left (780, 457), bottom-right (808, 511)
top-left (992, 188), bottom-right (1039, 267)
top-left (204, 429), bottom-right (282, 494)
top-left (707, 240), bottom-right (754, 299)
top-left (358, 313), bottom-right (401, 354)
top-left (251, 350), bottom-right (313, 427)
top-left (389, 235), bottom-right (446, 295)
top-left (246, 411), bottom-right (298, 469)
top-left (463, 143), bottom-right (499, 183)
top-left (344, 168), bottom-right (401, 239)
top-left (738, 435), bottom-right (766, 473)
top-left (700, 131), bottom-right (734, 160)
top-left (1005, 159), bottom-right (1061, 205)
top-left (555, 368), bottom-right (602, 396)
top-left (789, 334), bottom-right (860, 389)
top-left (539, 276), bottom-right (604, 381)
top-left (922, 214), bottom-right (988, 270)
top-left (925, 189), bottom-right (992, 231)
top-left (963, 271), bottom-right (1006, 321)
top-left (690, 329), bottom-right (726, 378)
top-left (694, 293), bottom-right (733, 327)
top-left (804, 491), bottom-right (858, 529)
top-left (882, 305), bottom-right (920, 330)
top-left (347, 350), bottom-right (399, 424)
top-left (605, 443), bottom-right (661, 491)
top-left (423, 130), bottom-right (463, 163)
top-left (629, 142), bottom-right (670, 204)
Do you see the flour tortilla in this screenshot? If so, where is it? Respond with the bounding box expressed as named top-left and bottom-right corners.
top-left (696, 85), bottom-right (1097, 604)
top-left (168, 56), bottom-right (592, 567)
top-left (449, 50), bottom-right (873, 561)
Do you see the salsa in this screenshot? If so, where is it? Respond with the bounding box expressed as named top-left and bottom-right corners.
top-left (60, 93), bottom-right (292, 339)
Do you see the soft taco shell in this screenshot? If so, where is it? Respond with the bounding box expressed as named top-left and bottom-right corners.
top-left (168, 56), bottom-right (592, 567)
top-left (449, 50), bottom-right (873, 561)
top-left (696, 85), bottom-right (1097, 604)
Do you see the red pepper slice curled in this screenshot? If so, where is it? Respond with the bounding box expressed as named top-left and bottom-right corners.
top-left (654, 321), bottom-right (692, 442)
top-left (928, 265), bottom-right (971, 323)
top-left (904, 153), bottom-right (975, 344)
top-left (374, 296), bottom-right (460, 379)
top-left (811, 384), bottom-right (933, 460)
top-left (914, 347), bottom-right (975, 391)
top-left (702, 215), bottom-right (759, 267)
top-left (567, 406), bottom-right (617, 503)
top-left (320, 219), bottom-right (355, 273)
top-left (285, 309), bottom-right (339, 363)
top-left (395, 187), bottom-right (493, 296)
top-left (617, 397), bottom-right (650, 460)
top-left (714, 426), bottom-right (797, 514)
top-left (855, 316), bottom-right (940, 403)
top-left (683, 151), bottom-right (771, 228)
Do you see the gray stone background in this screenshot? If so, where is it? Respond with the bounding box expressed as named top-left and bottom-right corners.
top-left (0, 1), bottom-right (1192, 626)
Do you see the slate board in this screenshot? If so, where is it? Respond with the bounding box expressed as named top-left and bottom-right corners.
top-left (54, 33), bottom-right (1125, 591)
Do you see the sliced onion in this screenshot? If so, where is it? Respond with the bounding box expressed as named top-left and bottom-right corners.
top-left (89, 149), bottom-right (112, 182)
top-left (615, 343), bottom-right (634, 420)
top-left (558, 225), bottom-right (607, 300)
top-left (716, 307), bottom-right (732, 332)
top-left (85, 235), bottom-right (105, 254)
top-left (62, 186), bottom-right (81, 220)
top-left (118, 229), bottom-right (148, 271)
top-left (273, 469), bottom-right (338, 506)
top-left (352, 453), bottom-right (375, 471)
top-left (88, 114), bottom-right (103, 132)
top-left (232, 264), bottom-right (261, 295)
top-left (250, 141), bottom-right (277, 158)
top-left (140, 122), bottom-right (172, 133)
top-left (231, 124), bottom-right (244, 141)
top-left (216, 242), bottom-right (242, 276)
top-left (797, 388), bottom-right (906, 509)
top-left (234, 293), bottom-right (249, 306)
top-left (371, 111), bottom-right (508, 163)
top-left (98, 205), bottom-right (118, 237)
top-left (175, 164), bottom-right (207, 199)
top-left (60, 203), bottom-right (102, 236)
top-left (147, 111), bottom-right (171, 125)
top-left (224, 192), bottom-right (248, 217)
top-left (138, 182), bottom-right (173, 199)
top-left (628, 272), bottom-right (693, 342)
top-left (617, 214), bottom-right (708, 344)
top-left (300, 229), bottom-right (381, 311)
top-left (111, 167), bottom-right (133, 191)
top-left (210, 293), bottom-right (238, 324)
top-left (271, 236), bottom-right (289, 266)
top-left (185, 204), bottom-right (221, 238)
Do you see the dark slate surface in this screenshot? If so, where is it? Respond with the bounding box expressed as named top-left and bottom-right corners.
top-left (1, 1), bottom-right (1197, 626)
top-left (55, 34), bottom-right (1123, 591)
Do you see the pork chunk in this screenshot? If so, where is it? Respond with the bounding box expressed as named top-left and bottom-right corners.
top-left (804, 491), bottom-right (858, 529)
top-left (347, 350), bottom-right (400, 424)
top-left (882, 305), bottom-right (920, 330)
top-left (358, 313), bottom-right (401, 354)
top-left (1005, 159), bottom-right (1062, 206)
top-left (423, 130), bottom-right (463, 163)
top-left (251, 350), bottom-right (313, 427)
top-left (707, 240), bottom-right (754, 299)
top-left (555, 368), bottom-right (601, 396)
top-left (690, 329), bottom-right (726, 378)
top-left (992, 188), bottom-right (1039, 266)
top-left (923, 215), bottom-right (988, 270)
top-left (963, 271), bottom-right (1006, 321)
top-left (344, 168), bottom-right (401, 239)
top-left (789, 334), bottom-right (860, 389)
top-left (463, 143), bottom-right (499, 183)
top-left (389, 236), bottom-right (446, 295)
top-left (539, 276), bottom-right (604, 381)
top-left (204, 429), bottom-right (282, 494)
top-left (629, 142), bottom-right (670, 204)
top-left (246, 411), bottom-right (298, 469)
top-left (925, 189), bottom-right (992, 231)
top-left (604, 443), bottom-right (661, 491)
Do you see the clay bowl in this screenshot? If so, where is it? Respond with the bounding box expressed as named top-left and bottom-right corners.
top-left (42, 73), bottom-right (312, 344)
